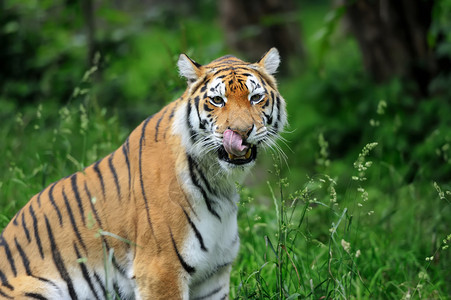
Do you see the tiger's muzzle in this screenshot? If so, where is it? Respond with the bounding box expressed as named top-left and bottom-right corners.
top-left (219, 129), bottom-right (257, 165)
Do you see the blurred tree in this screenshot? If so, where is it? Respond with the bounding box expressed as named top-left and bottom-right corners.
top-left (219, 0), bottom-right (305, 66)
top-left (0, 0), bottom-right (90, 105)
top-left (82, 0), bottom-right (96, 65)
top-left (342, 0), bottom-right (447, 96)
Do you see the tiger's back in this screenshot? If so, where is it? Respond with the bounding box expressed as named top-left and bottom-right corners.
top-left (0, 48), bottom-right (287, 299)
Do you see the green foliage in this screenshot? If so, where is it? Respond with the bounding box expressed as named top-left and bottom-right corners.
top-left (0, 67), bottom-right (127, 227)
top-left (0, 0), bottom-right (223, 120)
top-left (233, 150), bottom-right (451, 299)
top-left (0, 0), bottom-right (88, 104)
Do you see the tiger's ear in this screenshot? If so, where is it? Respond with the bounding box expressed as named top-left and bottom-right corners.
top-left (256, 48), bottom-right (280, 75)
top-left (178, 54), bottom-right (202, 84)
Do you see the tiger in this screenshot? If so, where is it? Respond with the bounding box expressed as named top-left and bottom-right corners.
top-left (0, 47), bottom-right (287, 299)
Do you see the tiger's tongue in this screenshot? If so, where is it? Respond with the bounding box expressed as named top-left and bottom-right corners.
top-left (223, 129), bottom-right (249, 156)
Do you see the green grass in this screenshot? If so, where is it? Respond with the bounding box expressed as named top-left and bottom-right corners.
top-left (231, 144), bottom-right (451, 299)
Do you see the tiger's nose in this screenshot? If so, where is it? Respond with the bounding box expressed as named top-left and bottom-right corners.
top-left (228, 124), bottom-right (254, 140)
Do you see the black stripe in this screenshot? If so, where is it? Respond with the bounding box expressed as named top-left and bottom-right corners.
top-left (270, 91), bottom-right (275, 107)
top-left (274, 95), bottom-right (281, 131)
top-left (193, 286), bottom-right (222, 300)
top-left (71, 174), bottom-right (86, 226)
top-left (220, 293), bottom-right (228, 300)
top-left (93, 160), bottom-right (106, 200)
top-left (113, 281), bottom-right (121, 298)
top-left (213, 55), bottom-right (235, 62)
top-left (14, 237), bottom-right (32, 275)
top-left (32, 275), bottom-right (59, 290)
top-left (187, 155), bottom-right (220, 220)
top-left (202, 262), bottom-right (232, 282)
top-left (192, 157), bottom-right (216, 197)
top-left (62, 187), bottom-right (87, 252)
top-left (257, 74), bottom-right (266, 84)
top-left (186, 100), bottom-right (197, 143)
top-left (97, 239), bottom-right (120, 279)
top-left (0, 289), bottom-right (13, 299)
top-left (44, 215), bottom-right (78, 300)
top-left (0, 237), bottom-right (16, 276)
top-left (164, 105), bottom-right (178, 140)
top-left (37, 190), bottom-right (43, 208)
top-left (112, 256), bottom-right (128, 278)
top-left (267, 92), bottom-right (276, 125)
top-left (84, 182), bottom-right (103, 228)
top-left (48, 182), bottom-right (63, 226)
top-left (0, 269), bottom-right (13, 290)
top-left (139, 116), bottom-right (157, 241)
top-left (21, 211), bottom-right (31, 243)
top-left (237, 79), bottom-right (247, 88)
top-left (31, 276), bottom-right (50, 284)
top-left (258, 72), bottom-right (276, 89)
top-left (121, 139), bottom-right (131, 191)
top-left (213, 68), bottom-right (231, 76)
top-left (169, 104), bottom-right (177, 121)
top-left (83, 197), bottom-right (119, 274)
top-left (108, 153), bottom-right (121, 199)
top-left (174, 188), bottom-right (198, 218)
top-left (12, 209), bottom-right (20, 226)
top-left (193, 96), bottom-right (205, 129)
top-left (186, 55), bottom-right (202, 67)
top-left (73, 243), bottom-right (101, 300)
top-left (169, 228), bottom-right (195, 274)
top-left (214, 61), bottom-right (245, 68)
top-left (181, 208), bottom-right (207, 252)
top-left (212, 66), bottom-right (253, 76)
top-left (24, 292), bottom-right (47, 300)
top-left (275, 96), bottom-right (281, 122)
top-left (155, 107), bottom-right (168, 142)
top-left (262, 94), bottom-right (270, 108)
top-left (263, 112), bottom-right (273, 125)
top-left (93, 272), bottom-right (108, 299)
top-left (203, 103), bottom-right (214, 112)
top-left (29, 204), bottom-right (44, 259)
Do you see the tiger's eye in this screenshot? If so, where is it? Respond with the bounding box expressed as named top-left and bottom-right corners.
top-left (211, 96), bottom-right (225, 106)
top-left (250, 94), bottom-right (263, 104)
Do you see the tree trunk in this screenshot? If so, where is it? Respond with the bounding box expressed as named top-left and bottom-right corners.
top-left (219, 0), bottom-right (305, 66)
top-left (82, 0), bottom-right (96, 65)
top-left (344, 0), bottom-right (436, 96)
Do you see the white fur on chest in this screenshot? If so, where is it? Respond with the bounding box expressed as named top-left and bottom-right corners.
top-left (183, 198), bottom-right (240, 284)
top-left (170, 99), bottom-right (250, 297)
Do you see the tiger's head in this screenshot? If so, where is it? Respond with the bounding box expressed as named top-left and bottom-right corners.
top-left (176, 48), bottom-right (287, 172)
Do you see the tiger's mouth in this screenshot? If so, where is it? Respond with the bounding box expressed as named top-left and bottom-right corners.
top-left (218, 129), bottom-right (258, 165)
top-left (218, 145), bottom-right (257, 165)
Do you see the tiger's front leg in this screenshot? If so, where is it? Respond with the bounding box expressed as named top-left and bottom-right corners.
top-left (132, 216), bottom-right (191, 300)
top-left (190, 264), bottom-right (232, 300)
top-left (133, 257), bottom-right (190, 300)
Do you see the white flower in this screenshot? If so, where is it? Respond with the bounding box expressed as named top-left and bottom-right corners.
top-left (341, 239), bottom-right (351, 253)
